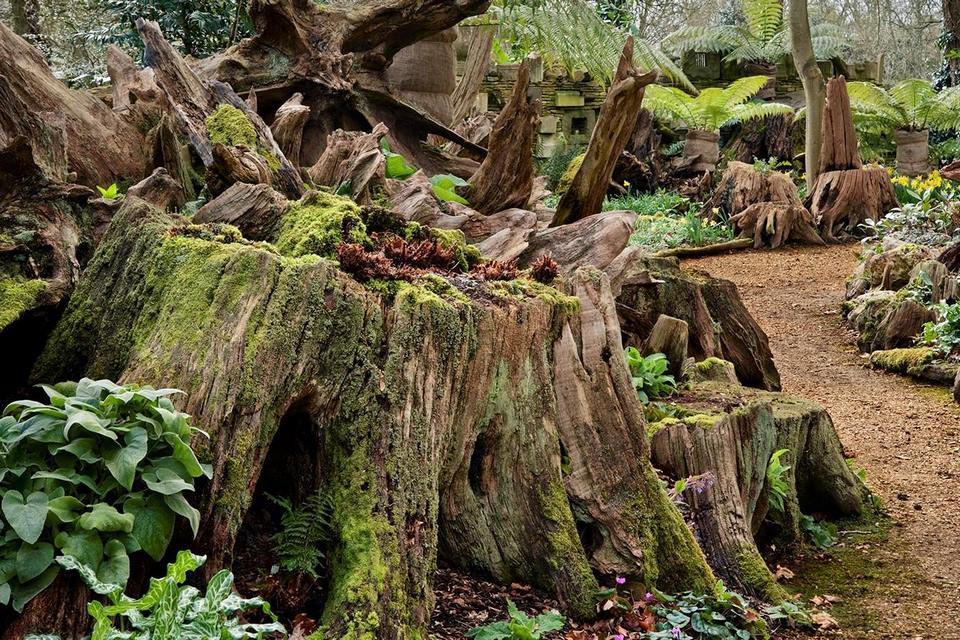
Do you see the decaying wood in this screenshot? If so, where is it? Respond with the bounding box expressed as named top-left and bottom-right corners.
top-left (704, 161), bottom-right (823, 248)
top-left (520, 211), bottom-right (637, 273)
top-left (0, 23), bottom-right (146, 186)
top-left (307, 124), bottom-right (388, 203)
top-left (136, 19), bottom-right (304, 199)
top-left (125, 167), bottom-right (184, 211)
top-left (194, 182), bottom-right (290, 241)
top-left (650, 374), bottom-right (867, 601)
top-left (146, 114), bottom-right (197, 204)
top-left (469, 61), bottom-right (541, 215)
top-left (805, 77), bottom-right (897, 242)
top-left (270, 93), bottom-right (311, 167)
top-left (642, 315), bottom-right (689, 377)
top-left (452, 24), bottom-right (496, 124)
top-left (653, 238), bottom-right (754, 258)
top-left (731, 112), bottom-right (796, 163)
top-left (31, 202), bottom-right (719, 637)
top-left (445, 113), bottom-right (495, 160)
top-left (552, 38), bottom-right (658, 226)
top-left (614, 255), bottom-right (781, 391)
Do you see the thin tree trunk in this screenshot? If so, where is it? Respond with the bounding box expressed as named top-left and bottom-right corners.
top-left (944, 0), bottom-right (960, 86)
top-left (789, 0), bottom-right (825, 186)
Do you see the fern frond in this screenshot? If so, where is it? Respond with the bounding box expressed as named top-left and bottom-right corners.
top-left (889, 78), bottom-right (937, 129)
top-left (727, 101), bottom-right (794, 128)
top-left (721, 75), bottom-right (773, 109)
top-left (742, 0), bottom-right (784, 42)
top-left (661, 25), bottom-right (741, 56)
top-left (927, 86), bottom-right (960, 132)
top-left (847, 81), bottom-right (909, 130)
top-left (270, 491), bottom-right (334, 579)
top-left (644, 84), bottom-right (707, 130)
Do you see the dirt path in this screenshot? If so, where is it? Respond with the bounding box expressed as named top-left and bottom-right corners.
top-left (685, 244), bottom-right (960, 639)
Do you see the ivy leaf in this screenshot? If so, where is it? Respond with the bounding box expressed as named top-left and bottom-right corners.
top-left (16, 541), bottom-right (54, 582)
top-left (124, 495), bottom-right (174, 561)
top-left (103, 427), bottom-right (149, 490)
top-left (97, 539), bottom-right (130, 587)
top-left (164, 492), bottom-right (200, 537)
top-left (79, 503), bottom-right (135, 533)
top-left (2, 491), bottom-right (49, 544)
top-left (55, 529), bottom-right (103, 569)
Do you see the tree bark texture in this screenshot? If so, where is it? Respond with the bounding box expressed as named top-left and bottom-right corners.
top-left (27, 200), bottom-right (717, 637)
top-left (789, 0), bottom-right (825, 186)
top-left (552, 38), bottom-right (658, 226)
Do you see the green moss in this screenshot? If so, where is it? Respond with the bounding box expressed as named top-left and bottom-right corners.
top-left (417, 274), bottom-right (469, 305)
top-left (430, 228), bottom-right (482, 271)
top-left (556, 153), bottom-right (585, 197)
top-left (736, 546), bottom-right (788, 603)
top-left (275, 192), bottom-right (369, 258)
top-left (206, 103), bottom-right (257, 147)
top-left (696, 357), bottom-right (731, 373)
top-left (0, 277), bottom-right (46, 331)
top-left (869, 347), bottom-right (935, 373)
top-left (488, 279), bottom-right (581, 316)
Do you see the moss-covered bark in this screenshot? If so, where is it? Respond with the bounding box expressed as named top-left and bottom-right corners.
top-left (28, 196), bottom-right (716, 637)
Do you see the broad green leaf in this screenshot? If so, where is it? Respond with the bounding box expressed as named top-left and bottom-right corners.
top-left (47, 496), bottom-right (85, 523)
top-left (103, 427), bottom-right (148, 490)
top-left (11, 565), bottom-right (59, 611)
top-left (124, 495), bottom-right (174, 561)
top-left (385, 153), bottom-right (417, 180)
top-left (163, 432), bottom-right (205, 478)
top-left (432, 185), bottom-right (470, 205)
top-left (204, 569), bottom-right (234, 609)
top-left (16, 541), bottom-right (54, 582)
top-left (151, 577), bottom-right (182, 636)
top-left (143, 467), bottom-right (195, 495)
top-left (164, 492), bottom-right (200, 537)
top-left (56, 529), bottom-right (104, 569)
top-left (56, 437), bottom-right (100, 463)
top-left (64, 410), bottom-right (118, 441)
top-left (0, 582), bottom-right (9, 606)
top-left (79, 503), bottom-right (135, 533)
top-left (2, 491), bottom-right (49, 543)
top-left (97, 539), bottom-right (130, 587)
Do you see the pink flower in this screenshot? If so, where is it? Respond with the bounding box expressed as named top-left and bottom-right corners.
top-left (615, 576), bottom-right (626, 585)
top-left (644, 592), bottom-right (654, 603)
top-left (671, 627), bottom-right (682, 639)
top-left (613, 636), bottom-right (625, 640)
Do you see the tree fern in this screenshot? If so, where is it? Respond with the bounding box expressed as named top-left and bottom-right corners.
top-left (847, 79), bottom-right (960, 133)
top-left (644, 75), bottom-right (792, 132)
top-left (267, 491), bottom-right (333, 579)
top-left (492, 0), bottom-right (694, 91)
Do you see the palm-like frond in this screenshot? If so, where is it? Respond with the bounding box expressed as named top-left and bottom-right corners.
top-left (889, 79), bottom-right (937, 130)
top-left (808, 23), bottom-right (849, 59)
top-left (494, 0), bottom-right (695, 90)
top-left (742, 0), bottom-right (783, 42)
top-left (644, 75), bottom-right (792, 132)
top-left (926, 86), bottom-right (960, 132)
top-left (661, 25), bottom-right (742, 55)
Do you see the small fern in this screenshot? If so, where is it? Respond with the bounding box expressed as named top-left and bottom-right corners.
top-left (267, 491), bottom-right (333, 579)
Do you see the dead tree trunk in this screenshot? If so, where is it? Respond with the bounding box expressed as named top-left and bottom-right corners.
top-left (25, 199), bottom-right (717, 638)
top-left (452, 24), bottom-right (496, 124)
top-left (552, 38), bottom-right (658, 227)
top-left (468, 61), bottom-right (540, 214)
top-left (805, 77), bottom-right (898, 242)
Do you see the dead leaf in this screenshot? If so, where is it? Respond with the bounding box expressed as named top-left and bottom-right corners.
top-left (811, 611), bottom-right (840, 630)
top-left (774, 565), bottom-right (795, 581)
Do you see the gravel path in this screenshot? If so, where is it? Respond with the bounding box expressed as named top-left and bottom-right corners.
top-left (685, 243), bottom-right (960, 639)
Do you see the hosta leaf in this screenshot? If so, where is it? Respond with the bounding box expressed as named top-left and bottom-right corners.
top-left (10, 564), bottom-right (59, 611)
top-left (124, 495), bottom-right (174, 561)
top-left (164, 492), bottom-right (200, 537)
top-left (163, 432), bottom-right (205, 478)
top-left (79, 503), bottom-right (135, 533)
top-left (56, 437), bottom-right (100, 463)
top-left (97, 539), bottom-right (130, 587)
top-left (56, 529), bottom-right (104, 569)
top-left (16, 541), bottom-right (54, 582)
top-left (47, 496), bottom-right (85, 523)
top-left (2, 491), bottom-right (49, 543)
top-left (143, 467), bottom-right (195, 495)
top-left (103, 427), bottom-right (148, 490)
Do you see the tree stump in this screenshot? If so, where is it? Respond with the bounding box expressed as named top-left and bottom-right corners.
top-left (552, 38), bottom-right (658, 226)
top-left (804, 77), bottom-right (898, 242)
top-left (703, 161), bottom-right (823, 248)
top-left (642, 315), bottom-right (689, 377)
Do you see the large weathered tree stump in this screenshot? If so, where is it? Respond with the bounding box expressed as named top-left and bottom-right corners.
top-left (804, 77), bottom-right (898, 242)
top-left (25, 198), bottom-right (716, 637)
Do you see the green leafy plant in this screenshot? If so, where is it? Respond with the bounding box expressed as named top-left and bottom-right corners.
top-left (662, 0), bottom-right (846, 64)
top-left (380, 140), bottom-right (417, 180)
top-left (0, 379), bottom-right (210, 611)
top-left (267, 491), bottom-right (333, 579)
top-left (96, 184), bottom-right (119, 201)
top-left (799, 514), bottom-right (837, 549)
top-left (27, 550), bottom-right (286, 640)
top-left (643, 76), bottom-right (793, 134)
top-left (765, 448), bottom-right (791, 514)
top-left (751, 157), bottom-right (793, 174)
top-left (603, 189), bottom-right (689, 216)
top-left (624, 348), bottom-right (677, 403)
top-left (847, 79), bottom-right (960, 134)
top-left (646, 584), bottom-right (770, 639)
top-left (922, 301), bottom-right (960, 358)
top-left (466, 597), bottom-right (565, 640)
top-left (430, 174), bottom-right (471, 205)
